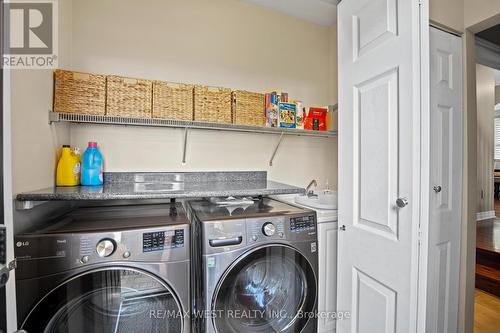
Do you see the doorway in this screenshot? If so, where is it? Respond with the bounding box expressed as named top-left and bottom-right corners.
top-left (465, 20), bottom-right (500, 333)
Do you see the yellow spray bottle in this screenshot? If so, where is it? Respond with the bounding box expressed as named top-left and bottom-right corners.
top-left (56, 145), bottom-right (80, 186)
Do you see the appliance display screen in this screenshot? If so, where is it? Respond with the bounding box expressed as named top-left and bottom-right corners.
top-left (290, 215), bottom-right (316, 232)
top-left (142, 229), bottom-right (184, 252)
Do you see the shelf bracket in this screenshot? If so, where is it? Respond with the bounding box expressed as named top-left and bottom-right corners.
top-left (269, 132), bottom-right (285, 166)
top-left (49, 110), bottom-right (60, 124)
top-left (182, 127), bottom-right (189, 165)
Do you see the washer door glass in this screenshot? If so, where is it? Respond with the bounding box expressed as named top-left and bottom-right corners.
top-left (213, 245), bottom-right (316, 333)
top-left (22, 268), bottom-right (183, 333)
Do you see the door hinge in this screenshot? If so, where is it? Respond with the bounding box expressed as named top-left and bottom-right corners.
top-left (0, 259), bottom-right (17, 288)
top-left (339, 225), bottom-right (346, 231)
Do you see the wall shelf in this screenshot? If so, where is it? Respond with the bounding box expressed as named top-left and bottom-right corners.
top-left (48, 111), bottom-right (337, 138)
top-left (49, 111), bottom-right (337, 166)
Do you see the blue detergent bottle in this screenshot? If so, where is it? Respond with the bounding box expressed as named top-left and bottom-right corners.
top-left (81, 141), bottom-right (104, 186)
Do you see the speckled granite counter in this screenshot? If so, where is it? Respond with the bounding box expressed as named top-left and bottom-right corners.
top-left (16, 172), bottom-right (305, 202)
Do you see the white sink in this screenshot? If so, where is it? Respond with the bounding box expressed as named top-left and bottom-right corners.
top-left (295, 192), bottom-right (338, 210)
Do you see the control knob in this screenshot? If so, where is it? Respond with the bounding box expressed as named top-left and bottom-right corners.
top-left (262, 222), bottom-right (276, 237)
top-left (96, 239), bottom-right (116, 258)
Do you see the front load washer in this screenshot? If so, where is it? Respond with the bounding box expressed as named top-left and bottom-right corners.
top-left (15, 203), bottom-right (190, 333)
top-left (272, 194), bottom-right (338, 333)
top-left (188, 198), bottom-right (318, 333)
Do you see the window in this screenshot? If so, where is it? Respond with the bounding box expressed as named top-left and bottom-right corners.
top-left (495, 117), bottom-right (500, 160)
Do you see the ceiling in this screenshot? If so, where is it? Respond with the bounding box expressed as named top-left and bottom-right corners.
top-left (241, 0), bottom-right (337, 26)
top-left (477, 24), bottom-right (500, 47)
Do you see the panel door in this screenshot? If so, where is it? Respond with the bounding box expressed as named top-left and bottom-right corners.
top-left (337, 0), bottom-right (423, 332)
top-left (426, 26), bottom-right (462, 333)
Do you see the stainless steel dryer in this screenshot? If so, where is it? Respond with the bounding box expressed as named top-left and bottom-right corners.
top-left (15, 203), bottom-right (190, 333)
top-left (188, 198), bottom-right (318, 333)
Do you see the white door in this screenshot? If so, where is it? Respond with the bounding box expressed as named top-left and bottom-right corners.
top-left (337, 0), bottom-right (424, 332)
top-left (318, 222), bottom-right (338, 333)
top-left (425, 27), bottom-right (462, 333)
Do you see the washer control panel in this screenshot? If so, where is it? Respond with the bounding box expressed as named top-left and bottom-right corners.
top-left (247, 218), bottom-right (285, 243)
top-left (14, 223), bottom-right (190, 280)
top-left (290, 215), bottom-right (316, 233)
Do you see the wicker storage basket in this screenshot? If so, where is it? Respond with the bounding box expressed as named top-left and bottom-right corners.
top-left (152, 81), bottom-right (194, 120)
top-left (232, 90), bottom-right (265, 127)
top-left (194, 85), bottom-right (232, 124)
top-left (106, 75), bottom-right (152, 118)
top-left (53, 69), bottom-right (106, 115)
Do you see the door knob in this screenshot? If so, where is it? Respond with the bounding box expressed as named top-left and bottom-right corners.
top-left (433, 185), bottom-right (442, 193)
top-left (396, 197), bottom-right (409, 208)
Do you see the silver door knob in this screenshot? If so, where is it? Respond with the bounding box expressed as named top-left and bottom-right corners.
top-left (433, 185), bottom-right (442, 193)
top-left (396, 198), bottom-right (409, 208)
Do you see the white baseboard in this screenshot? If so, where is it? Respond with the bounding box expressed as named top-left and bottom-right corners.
top-left (476, 210), bottom-right (496, 221)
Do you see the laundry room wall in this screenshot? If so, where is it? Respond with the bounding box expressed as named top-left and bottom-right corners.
top-left (430, 0), bottom-right (465, 32)
top-left (10, 0), bottom-right (73, 194)
top-left (65, 0), bottom-right (338, 191)
top-left (10, 0), bottom-right (338, 195)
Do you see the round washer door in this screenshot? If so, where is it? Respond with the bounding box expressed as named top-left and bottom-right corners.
top-left (22, 267), bottom-right (183, 333)
top-left (212, 245), bottom-right (316, 333)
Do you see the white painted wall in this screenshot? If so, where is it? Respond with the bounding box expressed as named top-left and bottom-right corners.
top-left (430, 0), bottom-right (464, 32)
top-left (10, 0), bottom-right (337, 194)
top-left (11, 0), bottom-right (72, 194)
top-left (66, 0), bottom-right (338, 190)
top-left (464, 0), bottom-right (500, 29)
top-left (476, 64), bottom-right (496, 213)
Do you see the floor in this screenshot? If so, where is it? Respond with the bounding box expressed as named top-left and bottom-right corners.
top-left (474, 289), bottom-right (500, 333)
top-left (475, 216), bottom-right (500, 297)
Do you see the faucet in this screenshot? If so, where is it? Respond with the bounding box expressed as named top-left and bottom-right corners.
top-left (305, 179), bottom-right (318, 197)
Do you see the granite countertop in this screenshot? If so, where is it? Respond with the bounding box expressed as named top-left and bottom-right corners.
top-left (16, 172), bottom-right (305, 202)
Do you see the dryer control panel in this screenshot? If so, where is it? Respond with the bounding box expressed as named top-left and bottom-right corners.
top-left (143, 229), bottom-right (185, 252)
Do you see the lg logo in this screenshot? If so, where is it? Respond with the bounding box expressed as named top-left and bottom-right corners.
top-left (16, 241), bottom-right (29, 247)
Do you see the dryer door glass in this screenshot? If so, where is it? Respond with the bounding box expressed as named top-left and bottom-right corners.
top-left (213, 245), bottom-right (316, 333)
top-left (22, 268), bottom-right (183, 333)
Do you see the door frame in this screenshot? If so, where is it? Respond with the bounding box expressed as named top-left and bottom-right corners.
top-left (1, 0), bottom-right (17, 329)
top-left (416, 1), bottom-right (431, 332)
top-left (460, 12), bottom-right (500, 333)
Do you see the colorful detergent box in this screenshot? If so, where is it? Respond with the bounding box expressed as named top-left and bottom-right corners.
top-left (278, 102), bottom-right (296, 128)
top-left (265, 92), bottom-right (279, 127)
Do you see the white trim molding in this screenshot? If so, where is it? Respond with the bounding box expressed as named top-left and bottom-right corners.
top-left (476, 210), bottom-right (496, 221)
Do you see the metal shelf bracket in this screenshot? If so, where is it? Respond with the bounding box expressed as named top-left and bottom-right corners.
top-left (182, 127), bottom-right (188, 165)
top-left (269, 132), bottom-right (285, 166)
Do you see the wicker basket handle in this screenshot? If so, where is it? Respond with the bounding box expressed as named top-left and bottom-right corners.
top-left (123, 78), bottom-right (138, 85)
top-left (73, 72), bottom-right (90, 81)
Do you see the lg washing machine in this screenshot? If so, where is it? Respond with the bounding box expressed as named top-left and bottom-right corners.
top-left (188, 198), bottom-right (318, 333)
top-left (15, 203), bottom-right (190, 333)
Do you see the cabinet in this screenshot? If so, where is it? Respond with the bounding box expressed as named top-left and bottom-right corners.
top-left (318, 222), bottom-right (338, 333)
